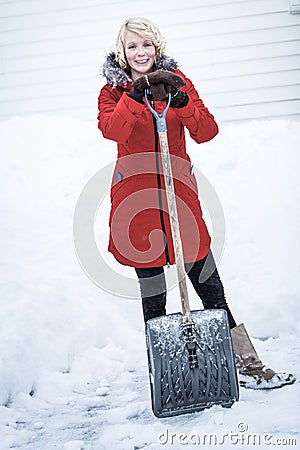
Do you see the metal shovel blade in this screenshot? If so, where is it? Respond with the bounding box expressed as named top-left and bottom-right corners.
top-left (146, 309), bottom-right (239, 418)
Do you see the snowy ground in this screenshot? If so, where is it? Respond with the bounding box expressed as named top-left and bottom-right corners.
top-left (0, 115), bottom-right (299, 449)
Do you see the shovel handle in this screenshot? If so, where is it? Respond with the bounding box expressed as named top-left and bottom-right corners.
top-left (145, 90), bottom-right (192, 324)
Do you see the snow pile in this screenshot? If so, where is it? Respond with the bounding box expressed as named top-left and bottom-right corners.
top-left (0, 115), bottom-right (299, 448)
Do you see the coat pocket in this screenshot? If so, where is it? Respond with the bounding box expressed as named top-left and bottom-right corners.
top-left (110, 167), bottom-right (137, 201)
top-left (173, 159), bottom-right (199, 200)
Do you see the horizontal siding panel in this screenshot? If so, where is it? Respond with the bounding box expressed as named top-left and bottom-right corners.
top-left (1, 7), bottom-right (297, 47)
top-left (214, 99), bottom-right (300, 121)
top-left (0, 75), bottom-right (99, 97)
top-left (0, 0), bottom-right (141, 17)
top-left (0, 89), bottom-right (97, 116)
top-left (163, 12), bottom-right (300, 40)
top-left (0, 0), bottom-right (254, 10)
top-left (0, 18), bottom-right (118, 46)
top-left (184, 54), bottom-right (300, 80)
top-left (0, 3), bottom-right (160, 30)
top-left (0, 0), bottom-right (288, 31)
top-left (0, 34), bottom-right (111, 60)
top-left (185, 40), bottom-right (300, 68)
top-left (170, 24), bottom-right (300, 53)
top-left (198, 69), bottom-right (300, 94)
top-left (0, 0), bottom-right (287, 21)
top-left (160, 0), bottom-right (291, 27)
top-left (0, 0), bottom-right (218, 17)
top-left (2, 47), bottom-right (100, 73)
top-left (0, 63), bottom-right (100, 88)
top-left (0, 79), bottom-right (97, 102)
top-left (206, 84), bottom-right (300, 108)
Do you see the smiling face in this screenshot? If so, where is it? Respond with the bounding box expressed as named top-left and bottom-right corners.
top-left (124, 31), bottom-right (156, 80)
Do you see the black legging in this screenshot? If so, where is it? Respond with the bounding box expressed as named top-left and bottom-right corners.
top-left (135, 251), bottom-right (236, 329)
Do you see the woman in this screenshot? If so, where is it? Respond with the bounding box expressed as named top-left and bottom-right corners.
top-left (98, 17), bottom-right (294, 389)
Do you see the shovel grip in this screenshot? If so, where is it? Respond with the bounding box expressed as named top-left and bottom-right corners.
top-left (144, 90), bottom-right (171, 132)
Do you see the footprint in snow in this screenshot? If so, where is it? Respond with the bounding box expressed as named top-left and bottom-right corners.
top-left (63, 440), bottom-right (85, 450)
top-left (95, 386), bottom-right (110, 396)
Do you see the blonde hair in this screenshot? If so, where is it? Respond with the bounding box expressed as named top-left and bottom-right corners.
top-left (115, 17), bottom-right (167, 70)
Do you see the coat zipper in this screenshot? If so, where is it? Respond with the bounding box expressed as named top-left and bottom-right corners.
top-left (151, 111), bottom-right (171, 267)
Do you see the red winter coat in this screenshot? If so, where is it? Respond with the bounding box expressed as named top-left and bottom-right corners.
top-left (98, 62), bottom-right (218, 268)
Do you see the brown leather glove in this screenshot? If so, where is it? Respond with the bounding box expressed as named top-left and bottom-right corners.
top-left (133, 70), bottom-right (186, 101)
top-left (146, 82), bottom-right (172, 101)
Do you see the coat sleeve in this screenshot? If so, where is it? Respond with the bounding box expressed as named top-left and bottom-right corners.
top-left (173, 71), bottom-right (219, 144)
top-left (98, 84), bottom-right (144, 144)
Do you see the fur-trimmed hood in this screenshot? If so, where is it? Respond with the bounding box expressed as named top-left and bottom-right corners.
top-left (102, 52), bottom-right (179, 88)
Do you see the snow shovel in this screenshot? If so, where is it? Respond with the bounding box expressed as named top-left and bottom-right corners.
top-left (144, 91), bottom-right (239, 418)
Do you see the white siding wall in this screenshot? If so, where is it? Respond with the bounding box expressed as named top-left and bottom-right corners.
top-left (0, 0), bottom-right (300, 123)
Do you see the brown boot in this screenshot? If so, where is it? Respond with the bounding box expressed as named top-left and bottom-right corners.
top-left (231, 324), bottom-right (296, 389)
